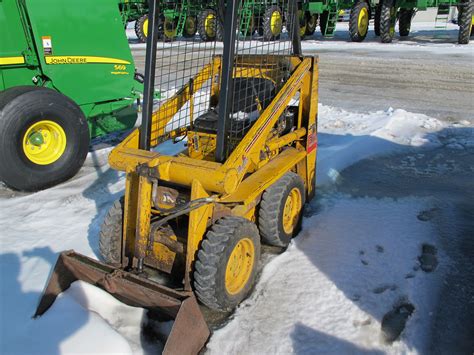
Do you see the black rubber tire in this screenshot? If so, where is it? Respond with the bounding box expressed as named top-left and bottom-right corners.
top-left (183, 15), bottom-right (198, 38)
top-left (349, 1), bottom-right (370, 42)
top-left (262, 5), bottom-right (283, 41)
top-left (194, 216), bottom-right (261, 311)
top-left (135, 14), bottom-right (148, 43)
top-left (198, 9), bottom-right (223, 41)
top-left (374, 3), bottom-right (382, 36)
top-left (99, 198), bottom-right (124, 266)
top-left (458, 0), bottom-right (473, 44)
top-left (259, 172), bottom-right (306, 247)
top-left (398, 9), bottom-right (413, 36)
top-left (380, 0), bottom-right (396, 43)
top-left (305, 13), bottom-right (318, 36)
top-left (0, 86), bottom-right (89, 191)
top-left (319, 11), bottom-right (329, 35)
top-left (286, 9), bottom-right (307, 39)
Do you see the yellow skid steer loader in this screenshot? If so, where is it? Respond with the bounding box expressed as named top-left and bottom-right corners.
top-left (34, 0), bottom-right (319, 353)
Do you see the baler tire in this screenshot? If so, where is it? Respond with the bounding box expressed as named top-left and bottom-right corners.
top-left (458, 0), bottom-right (473, 44)
top-left (380, 0), bottom-right (396, 43)
top-left (99, 198), bottom-right (124, 266)
top-left (194, 216), bottom-right (260, 311)
top-left (374, 3), bottom-right (382, 36)
top-left (349, 1), bottom-right (370, 42)
top-left (262, 6), bottom-right (283, 41)
top-left (398, 9), bottom-right (413, 36)
top-left (0, 87), bottom-right (89, 191)
top-left (259, 172), bottom-right (305, 247)
top-left (135, 14), bottom-right (149, 43)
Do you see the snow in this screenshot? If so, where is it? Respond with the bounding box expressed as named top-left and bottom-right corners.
top-left (1, 101), bottom-right (472, 353)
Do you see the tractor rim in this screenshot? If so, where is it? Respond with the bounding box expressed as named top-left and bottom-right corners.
top-left (358, 7), bottom-right (369, 36)
top-left (143, 18), bottom-right (149, 38)
top-left (298, 10), bottom-right (306, 36)
top-left (225, 238), bottom-right (255, 295)
top-left (23, 120), bottom-right (66, 165)
top-left (164, 18), bottom-right (177, 39)
top-left (185, 16), bottom-right (197, 35)
top-left (282, 187), bottom-right (302, 234)
top-left (270, 10), bottom-right (283, 36)
top-left (205, 13), bottom-right (216, 38)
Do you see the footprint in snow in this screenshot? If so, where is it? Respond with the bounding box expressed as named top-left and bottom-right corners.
top-left (372, 284), bottom-right (398, 294)
top-left (381, 301), bottom-right (415, 343)
top-left (417, 207), bottom-right (440, 222)
top-left (418, 243), bottom-right (438, 273)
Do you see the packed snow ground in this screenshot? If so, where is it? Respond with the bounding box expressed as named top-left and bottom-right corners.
top-left (1, 102), bottom-right (472, 354)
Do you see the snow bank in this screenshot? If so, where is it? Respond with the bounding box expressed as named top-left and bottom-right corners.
top-left (206, 197), bottom-right (446, 354)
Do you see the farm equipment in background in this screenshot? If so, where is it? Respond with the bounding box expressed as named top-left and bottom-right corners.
top-left (377, 0), bottom-right (473, 44)
top-left (33, 0), bottom-right (319, 353)
top-left (0, 0), bottom-right (142, 191)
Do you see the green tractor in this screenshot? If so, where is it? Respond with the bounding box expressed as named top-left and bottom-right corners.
top-left (0, 0), bottom-right (142, 191)
top-left (134, 0), bottom-right (202, 42)
top-left (378, 0), bottom-right (473, 44)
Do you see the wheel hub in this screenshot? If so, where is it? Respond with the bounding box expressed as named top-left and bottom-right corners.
top-left (270, 11), bottom-right (283, 36)
top-left (282, 187), bottom-right (302, 234)
top-left (23, 120), bottom-right (66, 165)
top-left (358, 7), bottom-right (369, 36)
top-left (225, 238), bottom-right (254, 295)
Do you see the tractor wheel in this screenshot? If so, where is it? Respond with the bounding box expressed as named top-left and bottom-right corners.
top-left (349, 1), bottom-right (370, 42)
top-left (305, 13), bottom-right (318, 36)
top-left (380, 0), bottom-right (397, 43)
top-left (374, 3), bottom-right (382, 36)
top-left (319, 11), bottom-right (329, 35)
top-left (163, 17), bottom-right (178, 41)
top-left (198, 9), bottom-right (223, 41)
top-left (262, 5), bottom-right (283, 41)
top-left (259, 172), bottom-right (305, 247)
top-left (398, 9), bottom-right (414, 36)
top-left (0, 86), bottom-right (89, 191)
top-left (135, 14), bottom-right (149, 43)
top-left (286, 8), bottom-right (307, 39)
top-left (458, 0), bottom-right (473, 44)
top-left (99, 198), bottom-right (124, 266)
top-left (183, 15), bottom-right (198, 38)
top-left (194, 216), bottom-right (260, 311)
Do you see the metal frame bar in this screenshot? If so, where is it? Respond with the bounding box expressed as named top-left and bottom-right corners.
top-left (215, 0), bottom-right (240, 162)
top-left (139, 0), bottom-right (160, 151)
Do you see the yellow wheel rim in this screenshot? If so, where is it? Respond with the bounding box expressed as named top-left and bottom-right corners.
top-left (225, 238), bottom-right (255, 295)
top-left (143, 18), bottom-right (149, 38)
top-left (282, 187), bottom-right (302, 235)
top-left (358, 7), bottom-right (369, 36)
top-left (270, 10), bottom-right (283, 36)
top-left (205, 13), bottom-right (216, 38)
top-left (23, 120), bottom-right (66, 165)
top-left (185, 16), bottom-right (196, 35)
top-left (164, 18), bottom-right (177, 39)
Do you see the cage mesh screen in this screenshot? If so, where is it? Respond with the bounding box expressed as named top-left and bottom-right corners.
top-left (149, 0), bottom-right (297, 155)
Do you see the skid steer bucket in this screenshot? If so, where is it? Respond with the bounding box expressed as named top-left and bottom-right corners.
top-left (34, 251), bottom-right (209, 355)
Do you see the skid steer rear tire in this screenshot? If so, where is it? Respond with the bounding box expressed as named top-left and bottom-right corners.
top-left (0, 86), bottom-right (89, 191)
top-left (259, 172), bottom-right (305, 247)
top-left (458, 0), bottom-right (473, 44)
top-left (194, 216), bottom-right (260, 311)
top-left (398, 9), bottom-right (413, 36)
top-left (99, 198), bottom-right (124, 266)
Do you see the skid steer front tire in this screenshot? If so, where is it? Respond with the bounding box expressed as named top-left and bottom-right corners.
top-left (259, 172), bottom-right (305, 247)
top-left (194, 216), bottom-right (260, 311)
top-left (0, 86), bottom-right (89, 191)
top-left (99, 198), bottom-right (124, 266)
